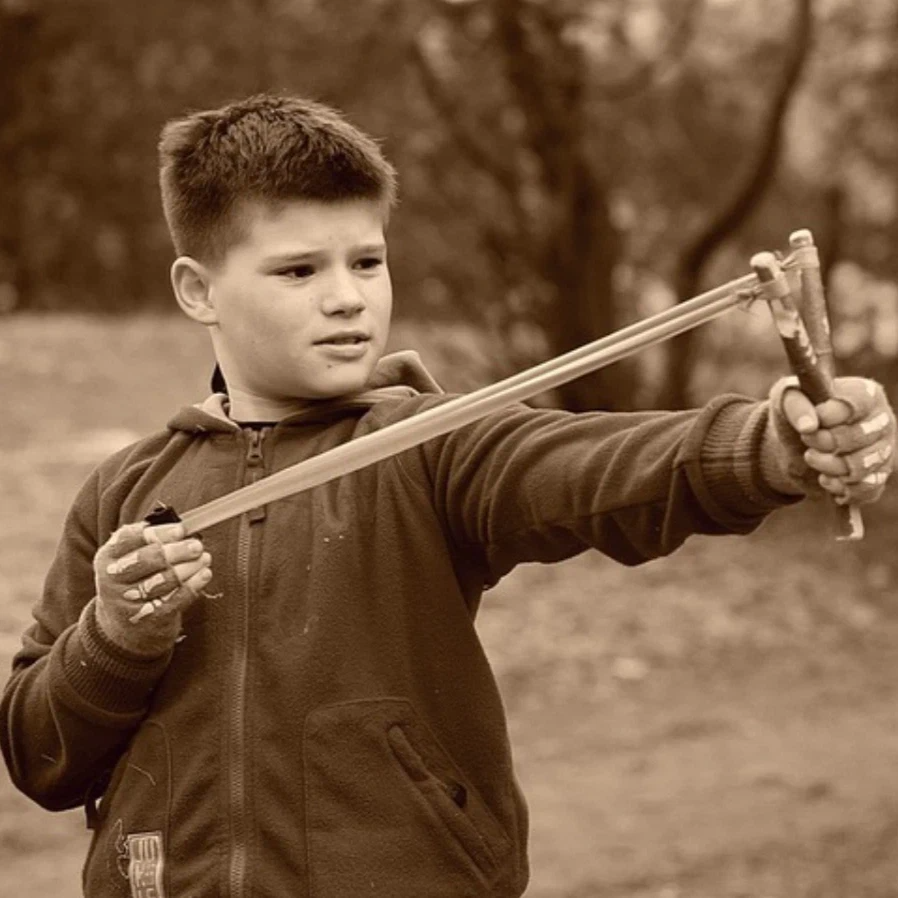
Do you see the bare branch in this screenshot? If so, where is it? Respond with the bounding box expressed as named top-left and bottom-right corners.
top-left (662, 0), bottom-right (814, 408)
top-left (678, 0), bottom-right (813, 283)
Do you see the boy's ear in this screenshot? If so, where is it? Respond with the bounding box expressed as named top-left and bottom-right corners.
top-left (170, 256), bottom-right (218, 326)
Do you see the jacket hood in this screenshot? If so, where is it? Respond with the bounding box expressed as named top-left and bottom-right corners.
top-left (168, 350), bottom-right (444, 435)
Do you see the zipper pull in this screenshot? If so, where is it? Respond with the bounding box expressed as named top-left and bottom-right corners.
top-left (244, 428), bottom-right (268, 522)
top-left (246, 428), bottom-right (265, 468)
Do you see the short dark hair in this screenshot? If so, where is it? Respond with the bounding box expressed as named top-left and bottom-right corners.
top-left (158, 94), bottom-right (398, 264)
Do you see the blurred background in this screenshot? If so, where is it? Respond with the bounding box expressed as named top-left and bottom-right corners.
top-left (2, 0), bottom-right (898, 895)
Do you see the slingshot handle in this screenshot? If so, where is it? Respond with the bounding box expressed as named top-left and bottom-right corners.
top-left (751, 250), bottom-right (863, 541)
top-left (787, 230), bottom-right (863, 540)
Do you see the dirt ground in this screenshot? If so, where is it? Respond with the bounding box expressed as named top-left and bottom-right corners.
top-left (3, 314), bottom-right (898, 897)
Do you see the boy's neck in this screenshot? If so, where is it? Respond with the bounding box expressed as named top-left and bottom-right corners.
top-left (226, 385), bottom-right (315, 423)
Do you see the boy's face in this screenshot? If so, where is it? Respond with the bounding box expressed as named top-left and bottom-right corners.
top-left (204, 198), bottom-right (392, 401)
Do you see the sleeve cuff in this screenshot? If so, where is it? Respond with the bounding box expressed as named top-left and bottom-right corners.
top-left (697, 396), bottom-right (803, 522)
top-left (53, 599), bottom-right (172, 723)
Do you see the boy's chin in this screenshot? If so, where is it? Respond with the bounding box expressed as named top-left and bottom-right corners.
top-left (299, 369), bottom-right (377, 400)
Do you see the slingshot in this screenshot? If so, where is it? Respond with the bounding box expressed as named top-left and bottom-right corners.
top-left (147, 227), bottom-right (859, 540)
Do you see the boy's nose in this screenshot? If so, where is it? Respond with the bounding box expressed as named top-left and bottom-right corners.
top-left (325, 294), bottom-right (365, 316)
top-left (321, 273), bottom-right (366, 316)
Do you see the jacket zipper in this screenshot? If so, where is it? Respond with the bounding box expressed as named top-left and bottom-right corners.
top-left (228, 427), bottom-right (269, 898)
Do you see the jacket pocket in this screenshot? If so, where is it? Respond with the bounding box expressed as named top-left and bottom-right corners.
top-left (83, 721), bottom-right (172, 898)
top-left (304, 698), bottom-right (512, 898)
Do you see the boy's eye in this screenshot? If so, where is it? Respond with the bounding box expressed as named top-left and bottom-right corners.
top-left (280, 264), bottom-right (315, 279)
top-left (355, 257), bottom-right (384, 271)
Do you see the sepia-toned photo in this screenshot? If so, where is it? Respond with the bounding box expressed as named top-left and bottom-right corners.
top-left (1, 1), bottom-right (897, 896)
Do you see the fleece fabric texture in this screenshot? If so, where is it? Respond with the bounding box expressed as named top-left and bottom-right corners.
top-left (1, 351), bottom-right (797, 898)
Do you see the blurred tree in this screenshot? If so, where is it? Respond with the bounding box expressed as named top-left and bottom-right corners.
top-left (3, 0), bottom-right (315, 311)
top-left (404, 0), bottom-right (823, 408)
top-left (4, 0), bottom-right (897, 411)
top-left (810, 0), bottom-right (898, 391)
top-left (659, 0), bottom-right (813, 408)
top-left (409, 0), bottom-right (631, 410)
top-left (0, 0), bottom-right (42, 312)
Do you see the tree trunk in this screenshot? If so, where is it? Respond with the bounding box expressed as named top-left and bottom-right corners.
top-left (541, 155), bottom-right (626, 412)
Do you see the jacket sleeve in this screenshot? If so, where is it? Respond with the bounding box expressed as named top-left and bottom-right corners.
top-left (0, 465), bottom-right (172, 812)
top-left (406, 393), bottom-right (799, 585)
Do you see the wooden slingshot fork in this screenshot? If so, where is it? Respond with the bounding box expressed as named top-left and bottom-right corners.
top-left (751, 229), bottom-right (863, 541)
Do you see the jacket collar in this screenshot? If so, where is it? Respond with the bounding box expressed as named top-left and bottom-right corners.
top-left (168, 350), bottom-right (442, 434)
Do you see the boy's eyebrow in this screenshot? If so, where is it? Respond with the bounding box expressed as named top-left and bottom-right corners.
top-left (262, 243), bottom-right (387, 267)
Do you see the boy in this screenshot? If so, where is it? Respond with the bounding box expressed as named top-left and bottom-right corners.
top-left (1, 94), bottom-right (894, 898)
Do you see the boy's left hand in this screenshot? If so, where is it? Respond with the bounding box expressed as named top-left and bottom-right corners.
top-left (767, 376), bottom-right (895, 504)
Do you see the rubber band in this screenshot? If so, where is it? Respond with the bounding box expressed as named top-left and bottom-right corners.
top-left (754, 274), bottom-right (792, 302)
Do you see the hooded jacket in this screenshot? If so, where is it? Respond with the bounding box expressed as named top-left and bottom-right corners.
top-left (1, 352), bottom-right (793, 898)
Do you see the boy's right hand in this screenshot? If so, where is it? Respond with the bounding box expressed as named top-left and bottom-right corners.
top-left (92, 521), bottom-right (213, 656)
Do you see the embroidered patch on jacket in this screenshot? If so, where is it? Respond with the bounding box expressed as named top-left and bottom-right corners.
top-left (126, 831), bottom-right (166, 898)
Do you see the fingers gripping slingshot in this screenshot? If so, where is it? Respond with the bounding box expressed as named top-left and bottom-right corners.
top-left (137, 228), bottom-right (859, 598)
top-left (122, 523), bottom-right (209, 624)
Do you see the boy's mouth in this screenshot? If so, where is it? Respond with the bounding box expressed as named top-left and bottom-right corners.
top-left (313, 331), bottom-right (372, 360)
top-left (314, 331), bottom-right (370, 346)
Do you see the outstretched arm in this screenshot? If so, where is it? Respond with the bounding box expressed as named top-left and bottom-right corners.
top-left (408, 394), bottom-right (790, 583)
top-left (406, 375), bottom-right (894, 587)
